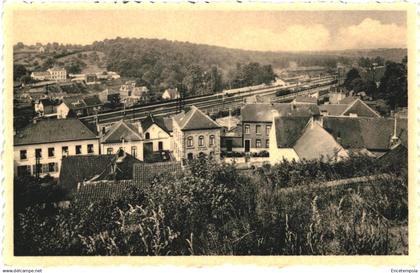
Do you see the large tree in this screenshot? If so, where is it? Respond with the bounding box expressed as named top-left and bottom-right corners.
top-left (378, 61), bottom-right (407, 108)
top-left (343, 68), bottom-right (361, 91)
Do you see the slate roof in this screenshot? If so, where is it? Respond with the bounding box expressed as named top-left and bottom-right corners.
top-left (141, 114), bottom-right (171, 134)
top-left (83, 95), bottom-right (103, 107)
top-left (173, 106), bottom-right (220, 131)
top-left (319, 99), bottom-right (380, 117)
top-left (322, 116), bottom-right (407, 151)
top-left (102, 120), bottom-right (142, 144)
top-left (293, 123), bottom-right (348, 161)
top-left (319, 104), bottom-right (349, 116)
top-left (59, 153), bottom-right (142, 193)
top-left (14, 119), bottom-right (97, 146)
top-left (241, 103), bottom-right (320, 123)
top-left (273, 116), bottom-right (311, 148)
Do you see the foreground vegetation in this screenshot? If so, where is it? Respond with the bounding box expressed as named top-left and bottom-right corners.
top-left (14, 155), bottom-right (408, 256)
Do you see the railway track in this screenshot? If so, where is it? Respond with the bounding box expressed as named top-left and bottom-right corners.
top-left (80, 77), bottom-right (336, 125)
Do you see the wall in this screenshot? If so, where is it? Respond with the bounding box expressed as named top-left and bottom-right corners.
top-left (143, 124), bottom-right (172, 151)
top-left (56, 103), bottom-right (69, 119)
top-left (100, 141), bottom-right (144, 161)
top-left (242, 121), bottom-right (272, 151)
top-left (182, 128), bottom-right (221, 160)
top-left (14, 138), bottom-right (99, 178)
top-left (269, 123), bottom-right (299, 164)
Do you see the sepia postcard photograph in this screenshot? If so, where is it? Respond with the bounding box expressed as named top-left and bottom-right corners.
top-left (1, 2), bottom-right (418, 269)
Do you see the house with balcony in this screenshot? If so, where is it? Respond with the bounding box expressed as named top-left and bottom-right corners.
top-left (14, 119), bottom-right (99, 178)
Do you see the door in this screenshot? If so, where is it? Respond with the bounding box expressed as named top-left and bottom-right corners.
top-left (158, 141), bottom-right (163, 151)
top-left (244, 139), bottom-right (250, 152)
top-left (144, 142), bottom-right (153, 158)
top-left (226, 139), bottom-right (233, 152)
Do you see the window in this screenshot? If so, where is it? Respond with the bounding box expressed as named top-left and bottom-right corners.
top-left (187, 136), bottom-right (193, 147)
top-left (131, 146), bottom-right (137, 157)
top-left (266, 139), bottom-right (270, 148)
top-left (42, 164), bottom-right (49, 173)
top-left (48, 162), bottom-right (58, 173)
top-left (75, 145), bottom-right (82, 155)
top-left (158, 141), bottom-right (163, 151)
top-left (17, 165), bottom-right (31, 177)
top-left (266, 125), bottom-right (271, 135)
top-left (198, 136), bottom-right (204, 147)
top-left (107, 148), bottom-right (113, 155)
top-left (35, 148), bottom-right (42, 159)
top-left (256, 125), bottom-right (261, 134)
top-left (244, 124), bottom-right (250, 134)
top-left (187, 153), bottom-right (194, 160)
top-left (145, 132), bottom-right (150, 140)
top-left (256, 139), bottom-right (262, 148)
top-left (62, 146), bottom-right (69, 157)
top-left (209, 135), bottom-right (215, 146)
top-left (87, 144), bottom-right (94, 154)
top-left (20, 150), bottom-right (27, 160)
top-left (33, 164), bottom-right (42, 175)
top-left (48, 147), bottom-right (55, 157)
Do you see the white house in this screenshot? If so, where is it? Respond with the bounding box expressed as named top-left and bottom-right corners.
top-left (100, 120), bottom-right (144, 161)
top-left (162, 88), bottom-right (180, 100)
top-left (140, 114), bottom-right (173, 155)
top-left (14, 119), bottom-right (99, 178)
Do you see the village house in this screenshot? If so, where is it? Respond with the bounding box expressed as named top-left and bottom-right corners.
top-left (14, 119), bottom-right (99, 178)
top-left (172, 106), bottom-right (221, 162)
top-left (57, 95), bottom-right (103, 118)
top-left (269, 115), bottom-right (348, 164)
top-left (162, 88), bottom-right (180, 100)
top-left (100, 120), bottom-right (144, 161)
top-left (241, 103), bottom-right (320, 153)
top-left (34, 98), bottom-right (60, 118)
top-left (319, 98), bottom-right (380, 117)
top-left (30, 71), bottom-right (51, 81)
top-left (140, 114), bottom-right (173, 157)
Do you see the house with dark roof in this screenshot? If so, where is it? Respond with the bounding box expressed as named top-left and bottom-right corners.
top-left (14, 119), bottom-right (99, 178)
top-left (241, 103), bottom-right (320, 153)
top-left (140, 114), bottom-right (173, 158)
top-left (57, 95), bottom-right (103, 118)
top-left (172, 105), bottom-right (221, 161)
top-left (59, 151), bottom-right (142, 194)
top-left (322, 116), bottom-right (407, 157)
top-left (34, 98), bottom-right (60, 118)
top-left (100, 119), bottom-right (144, 161)
top-left (269, 115), bottom-right (348, 164)
top-left (319, 98), bottom-right (380, 118)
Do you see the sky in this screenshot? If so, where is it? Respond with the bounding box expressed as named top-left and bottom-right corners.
top-left (12, 9), bottom-right (407, 52)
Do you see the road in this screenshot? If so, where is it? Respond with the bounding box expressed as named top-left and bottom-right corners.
top-left (80, 77), bottom-right (336, 126)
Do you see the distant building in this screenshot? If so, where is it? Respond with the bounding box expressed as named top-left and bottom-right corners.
top-left (120, 81), bottom-right (149, 105)
top-left (269, 116), bottom-right (348, 164)
top-left (14, 119), bottom-right (99, 178)
top-left (172, 106), bottom-right (221, 161)
top-left (30, 71), bottom-right (51, 81)
top-left (57, 95), bottom-right (103, 118)
top-left (216, 115), bottom-right (242, 152)
top-left (47, 67), bottom-right (67, 81)
top-left (34, 99), bottom-right (59, 118)
top-left (100, 120), bottom-right (144, 161)
top-left (31, 67), bottom-right (67, 82)
top-left (162, 88), bottom-right (180, 100)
